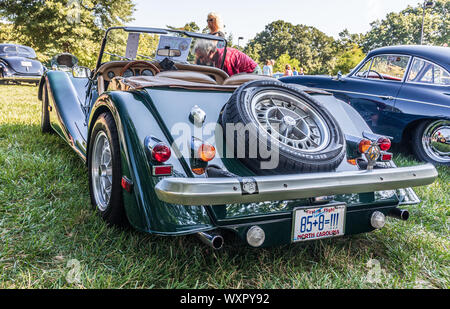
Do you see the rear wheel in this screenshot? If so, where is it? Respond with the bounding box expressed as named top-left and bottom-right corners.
top-left (88, 112), bottom-right (128, 226)
top-left (40, 84), bottom-right (53, 133)
top-left (412, 120), bottom-right (450, 166)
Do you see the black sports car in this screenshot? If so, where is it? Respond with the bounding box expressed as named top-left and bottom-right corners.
top-left (0, 43), bottom-right (44, 85)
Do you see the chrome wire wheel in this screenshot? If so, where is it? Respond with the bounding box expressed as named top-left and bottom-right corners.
top-left (91, 131), bottom-right (113, 211)
top-left (250, 91), bottom-right (330, 152)
top-left (422, 120), bottom-right (450, 164)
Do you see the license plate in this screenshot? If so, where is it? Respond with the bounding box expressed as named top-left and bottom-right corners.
top-left (21, 61), bottom-right (32, 67)
top-left (292, 204), bottom-right (346, 242)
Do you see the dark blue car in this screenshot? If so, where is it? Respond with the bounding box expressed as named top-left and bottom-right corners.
top-left (0, 43), bottom-right (44, 85)
top-left (281, 45), bottom-right (450, 166)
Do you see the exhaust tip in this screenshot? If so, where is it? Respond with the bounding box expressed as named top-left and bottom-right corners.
top-left (197, 231), bottom-right (224, 250)
top-left (400, 210), bottom-right (410, 221)
top-left (211, 235), bottom-right (224, 250)
top-left (389, 208), bottom-right (410, 221)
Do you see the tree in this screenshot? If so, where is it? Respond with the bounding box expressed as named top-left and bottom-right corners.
top-left (332, 44), bottom-right (365, 75)
top-left (167, 22), bottom-right (200, 33)
top-left (273, 53), bottom-right (300, 74)
top-left (362, 0), bottom-right (449, 51)
top-left (244, 20), bottom-right (338, 75)
top-left (0, 0), bottom-right (135, 66)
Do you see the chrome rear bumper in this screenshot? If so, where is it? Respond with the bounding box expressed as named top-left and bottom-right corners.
top-left (155, 164), bottom-right (437, 206)
top-left (1, 76), bottom-right (41, 82)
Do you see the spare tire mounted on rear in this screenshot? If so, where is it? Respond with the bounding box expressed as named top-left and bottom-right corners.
top-left (221, 80), bottom-right (346, 174)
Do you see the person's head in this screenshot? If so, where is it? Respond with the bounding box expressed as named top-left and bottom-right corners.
top-left (299, 67), bottom-right (304, 72)
top-left (194, 39), bottom-right (218, 66)
top-left (285, 64), bottom-right (291, 71)
top-left (207, 12), bottom-right (224, 34)
top-left (293, 67), bottom-right (297, 71)
top-left (266, 59), bottom-right (272, 66)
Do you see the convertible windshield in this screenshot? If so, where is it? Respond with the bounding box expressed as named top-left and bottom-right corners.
top-left (99, 28), bottom-right (226, 70)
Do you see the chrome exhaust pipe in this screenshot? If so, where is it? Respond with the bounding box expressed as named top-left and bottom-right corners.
top-left (389, 208), bottom-right (410, 221)
top-left (197, 231), bottom-right (224, 250)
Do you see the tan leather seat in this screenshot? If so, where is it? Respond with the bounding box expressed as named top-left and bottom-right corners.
top-left (222, 73), bottom-right (276, 86)
top-left (156, 70), bottom-right (217, 85)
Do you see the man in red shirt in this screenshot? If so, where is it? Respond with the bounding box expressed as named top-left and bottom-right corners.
top-left (194, 40), bottom-right (261, 76)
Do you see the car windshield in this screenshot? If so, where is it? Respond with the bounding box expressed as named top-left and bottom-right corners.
top-left (99, 28), bottom-right (226, 70)
top-left (0, 45), bottom-right (36, 58)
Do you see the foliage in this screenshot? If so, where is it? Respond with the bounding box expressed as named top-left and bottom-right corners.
top-left (167, 22), bottom-right (200, 33)
top-left (244, 20), bottom-right (338, 75)
top-left (362, 0), bottom-right (450, 52)
top-left (273, 53), bottom-right (300, 74)
top-left (0, 0), bottom-right (135, 67)
top-left (332, 44), bottom-right (366, 75)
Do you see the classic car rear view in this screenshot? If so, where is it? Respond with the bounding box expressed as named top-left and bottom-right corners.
top-left (0, 43), bottom-right (44, 85)
top-left (38, 27), bottom-right (438, 249)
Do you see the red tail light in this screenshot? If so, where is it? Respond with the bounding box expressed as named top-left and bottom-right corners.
top-left (152, 143), bottom-right (171, 163)
top-left (377, 137), bottom-right (391, 151)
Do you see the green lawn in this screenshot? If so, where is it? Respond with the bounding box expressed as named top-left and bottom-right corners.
top-left (0, 84), bottom-right (448, 289)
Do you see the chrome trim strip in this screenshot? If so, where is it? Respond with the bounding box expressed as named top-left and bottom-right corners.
top-left (1, 76), bottom-right (40, 81)
top-left (318, 87), bottom-right (450, 110)
top-left (155, 164), bottom-right (438, 206)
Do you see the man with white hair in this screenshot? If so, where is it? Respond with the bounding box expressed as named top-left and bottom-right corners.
top-left (194, 40), bottom-right (261, 76)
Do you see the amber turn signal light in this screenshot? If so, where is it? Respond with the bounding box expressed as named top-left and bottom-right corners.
top-left (197, 144), bottom-right (216, 162)
top-left (358, 139), bottom-right (372, 154)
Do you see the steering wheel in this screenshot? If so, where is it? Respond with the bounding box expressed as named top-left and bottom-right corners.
top-left (368, 70), bottom-right (384, 80)
top-left (119, 61), bottom-right (161, 77)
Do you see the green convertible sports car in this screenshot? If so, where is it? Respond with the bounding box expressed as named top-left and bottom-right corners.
top-left (38, 27), bottom-right (438, 249)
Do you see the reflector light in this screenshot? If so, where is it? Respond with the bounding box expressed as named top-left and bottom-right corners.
top-left (347, 159), bottom-right (357, 166)
top-left (197, 144), bottom-right (216, 162)
top-left (358, 139), bottom-right (372, 154)
top-left (152, 143), bottom-right (171, 163)
top-left (121, 176), bottom-right (133, 193)
top-left (377, 137), bottom-right (392, 151)
top-left (381, 153), bottom-right (393, 161)
top-left (192, 167), bottom-right (206, 175)
top-left (153, 165), bottom-right (173, 176)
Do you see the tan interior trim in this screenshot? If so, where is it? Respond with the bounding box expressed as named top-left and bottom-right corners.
top-left (156, 70), bottom-right (218, 85)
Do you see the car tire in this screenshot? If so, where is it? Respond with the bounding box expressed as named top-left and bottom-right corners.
top-left (221, 80), bottom-right (346, 174)
top-left (88, 112), bottom-right (129, 226)
top-left (41, 84), bottom-right (53, 134)
top-left (412, 120), bottom-right (450, 166)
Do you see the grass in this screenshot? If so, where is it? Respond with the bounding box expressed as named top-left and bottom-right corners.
top-left (0, 84), bottom-right (448, 289)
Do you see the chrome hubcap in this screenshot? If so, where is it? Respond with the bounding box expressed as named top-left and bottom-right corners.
top-left (250, 91), bottom-right (330, 152)
top-left (422, 120), bottom-right (450, 163)
top-left (92, 131), bottom-right (113, 211)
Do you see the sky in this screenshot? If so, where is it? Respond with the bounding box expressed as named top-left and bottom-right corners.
top-left (132, 0), bottom-right (422, 45)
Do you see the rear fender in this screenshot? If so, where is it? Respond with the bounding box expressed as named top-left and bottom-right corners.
top-left (88, 91), bottom-right (213, 234)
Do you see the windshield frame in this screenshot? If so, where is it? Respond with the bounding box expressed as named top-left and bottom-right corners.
top-left (95, 26), bottom-right (228, 73)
